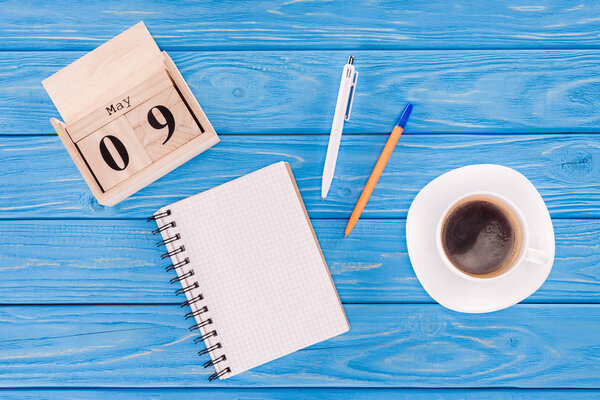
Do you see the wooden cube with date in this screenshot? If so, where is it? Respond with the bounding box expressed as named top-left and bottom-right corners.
top-left (42, 22), bottom-right (219, 206)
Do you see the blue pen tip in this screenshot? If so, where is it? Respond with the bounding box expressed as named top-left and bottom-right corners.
top-left (395, 103), bottom-right (413, 128)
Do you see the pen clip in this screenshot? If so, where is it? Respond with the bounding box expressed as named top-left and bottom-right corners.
top-left (344, 71), bottom-right (358, 121)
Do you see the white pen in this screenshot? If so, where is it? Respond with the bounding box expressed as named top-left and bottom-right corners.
top-left (321, 56), bottom-right (358, 200)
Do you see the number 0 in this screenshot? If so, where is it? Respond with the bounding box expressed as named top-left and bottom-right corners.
top-left (147, 105), bottom-right (175, 145)
top-left (99, 135), bottom-right (129, 171)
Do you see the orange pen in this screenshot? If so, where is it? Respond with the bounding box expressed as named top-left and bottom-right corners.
top-left (345, 103), bottom-right (413, 237)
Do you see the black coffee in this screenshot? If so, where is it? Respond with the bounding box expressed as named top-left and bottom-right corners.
top-left (441, 198), bottom-right (519, 277)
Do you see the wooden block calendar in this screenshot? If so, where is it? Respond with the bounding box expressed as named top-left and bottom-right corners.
top-left (42, 22), bottom-right (219, 206)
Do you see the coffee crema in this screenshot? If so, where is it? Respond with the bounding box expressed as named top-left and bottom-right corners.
top-left (441, 197), bottom-right (520, 278)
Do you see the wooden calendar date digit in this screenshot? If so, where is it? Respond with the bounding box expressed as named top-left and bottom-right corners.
top-left (76, 116), bottom-right (151, 191)
top-left (99, 135), bottom-right (130, 171)
top-left (126, 86), bottom-right (203, 162)
top-left (76, 86), bottom-right (204, 193)
top-left (147, 105), bottom-right (175, 145)
top-left (94, 105), bottom-right (175, 174)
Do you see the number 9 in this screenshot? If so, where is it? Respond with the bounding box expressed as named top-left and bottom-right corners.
top-left (147, 105), bottom-right (175, 145)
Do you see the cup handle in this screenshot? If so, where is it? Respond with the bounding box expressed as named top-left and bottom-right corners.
top-left (524, 247), bottom-right (548, 265)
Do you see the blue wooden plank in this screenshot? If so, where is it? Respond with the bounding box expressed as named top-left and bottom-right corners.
top-left (0, 219), bottom-right (598, 304)
top-left (0, 304), bottom-right (597, 387)
top-left (1, 1), bottom-right (599, 51)
top-left (1, 388), bottom-right (598, 399)
top-left (3, 50), bottom-right (600, 135)
top-left (0, 134), bottom-right (598, 219)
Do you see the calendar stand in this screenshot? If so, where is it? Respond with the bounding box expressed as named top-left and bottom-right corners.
top-left (43, 22), bottom-right (219, 206)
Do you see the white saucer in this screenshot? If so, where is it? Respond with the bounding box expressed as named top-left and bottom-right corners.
top-left (406, 164), bottom-right (555, 313)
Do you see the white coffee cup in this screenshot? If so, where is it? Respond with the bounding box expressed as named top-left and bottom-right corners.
top-left (435, 191), bottom-right (548, 281)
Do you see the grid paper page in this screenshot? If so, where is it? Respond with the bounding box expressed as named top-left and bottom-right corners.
top-left (158, 162), bottom-right (349, 379)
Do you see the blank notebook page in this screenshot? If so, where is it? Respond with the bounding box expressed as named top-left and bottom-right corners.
top-left (156, 161), bottom-right (349, 379)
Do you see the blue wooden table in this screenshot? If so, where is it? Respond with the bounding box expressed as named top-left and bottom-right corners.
top-left (1, 1), bottom-right (599, 398)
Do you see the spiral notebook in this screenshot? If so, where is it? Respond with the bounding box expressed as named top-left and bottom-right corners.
top-left (151, 162), bottom-right (349, 380)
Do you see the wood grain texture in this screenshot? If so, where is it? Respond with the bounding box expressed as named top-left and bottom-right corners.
top-left (67, 69), bottom-right (173, 142)
top-left (1, 134), bottom-right (599, 219)
top-left (1, 219), bottom-right (598, 304)
top-left (126, 85), bottom-right (202, 162)
top-left (76, 116), bottom-right (152, 191)
top-left (1, 388), bottom-right (598, 399)
top-left (0, 304), bottom-right (597, 387)
top-left (1, 1), bottom-right (600, 51)
top-left (41, 22), bottom-right (163, 124)
top-left (4, 50), bottom-right (600, 135)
